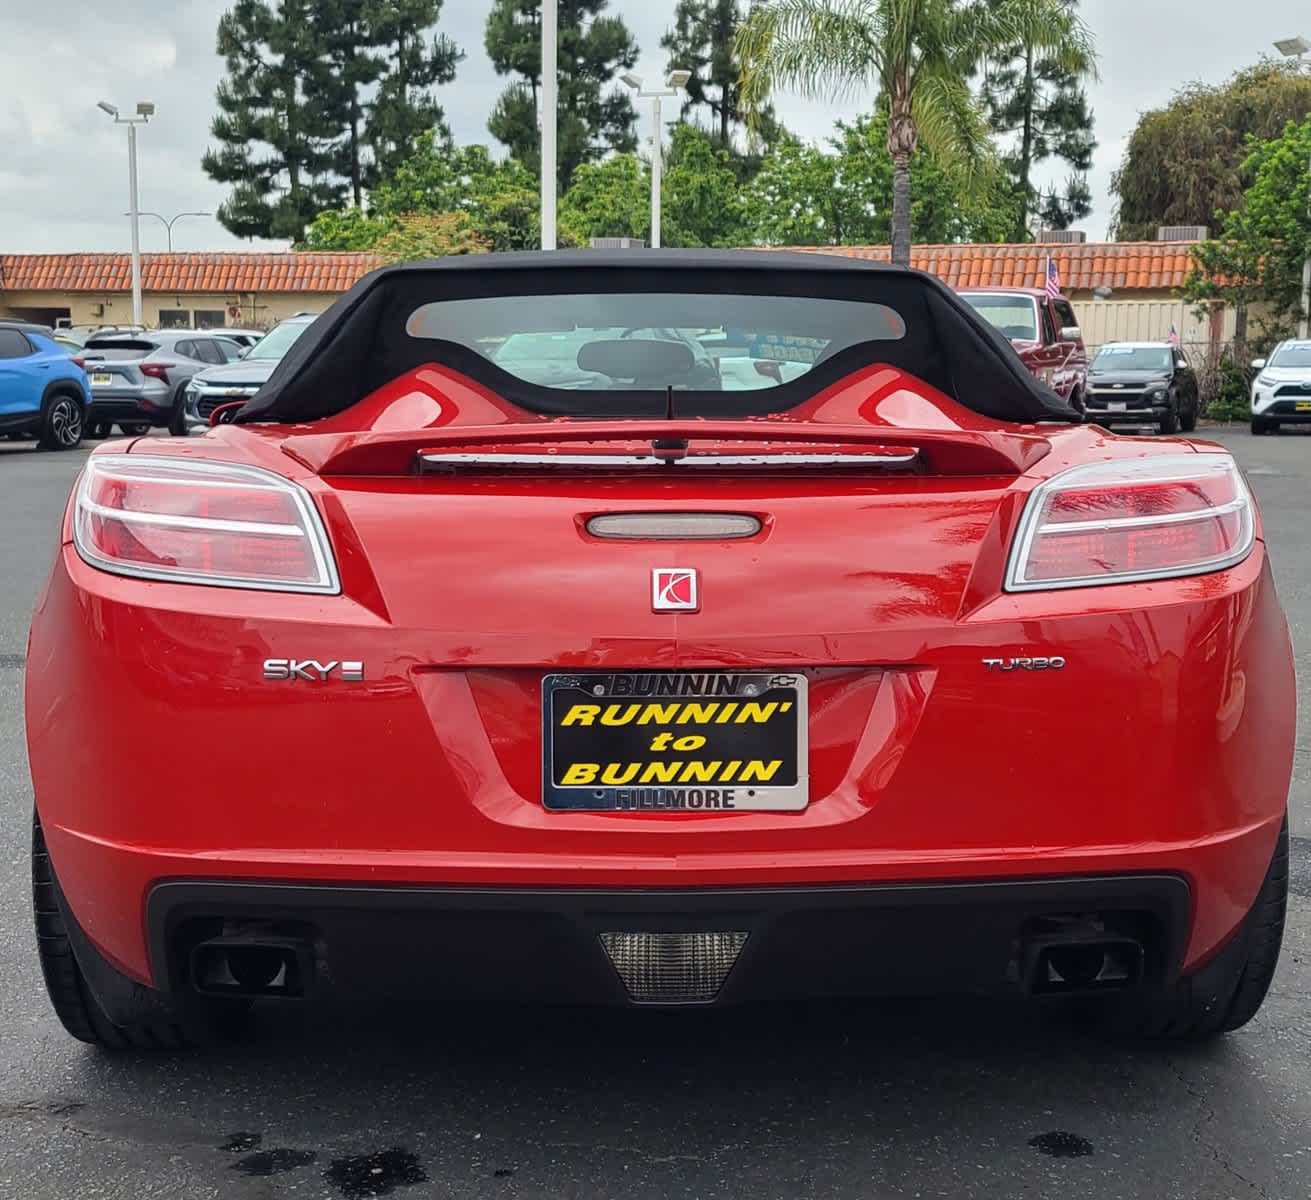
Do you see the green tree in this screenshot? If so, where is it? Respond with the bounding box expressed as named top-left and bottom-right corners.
top-left (979, 0), bottom-right (1096, 238)
top-left (300, 134), bottom-right (541, 252)
top-left (316, 0), bottom-right (384, 208)
top-left (1114, 60), bottom-right (1311, 241)
top-left (660, 0), bottom-right (784, 173)
top-left (372, 211), bottom-right (489, 261)
top-left (737, 0), bottom-right (1093, 265)
top-left (1183, 114), bottom-right (1311, 357)
top-left (485, 0), bottom-right (639, 190)
top-left (203, 0), bottom-right (345, 240)
top-left (742, 112), bottom-right (1019, 246)
top-left (558, 154), bottom-right (650, 244)
top-left (660, 124), bottom-right (747, 246)
top-left (365, 0), bottom-right (463, 181)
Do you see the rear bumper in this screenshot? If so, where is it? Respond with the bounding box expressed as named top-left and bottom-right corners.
top-left (146, 875), bottom-right (1193, 1005)
top-left (88, 397), bottom-right (167, 426)
top-left (1085, 404), bottom-right (1166, 423)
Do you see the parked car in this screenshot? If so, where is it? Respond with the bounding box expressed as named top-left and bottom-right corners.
top-left (28, 251), bottom-right (1292, 1051)
top-left (81, 330), bottom-right (240, 438)
top-left (54, 324), bottom-right (146, 348)
top-left (1250, 339), bottom-right (1311, 434)
top-left (1085, 341), bottom-right (1200, 434)
top-left (211, 328), bottom-right (266, 350)
top-left (183, 313), bottom-right (319, 429)
top-left (0, 320), bottom-right (89, 449)
top-left (958, 287), bottom-right (1089, 414)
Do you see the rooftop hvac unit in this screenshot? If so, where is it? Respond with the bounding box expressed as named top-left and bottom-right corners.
top-left (589, 237), bottom-right (646, 249)
top-left (1157, 225), bottom-right (1209, 242)
top-left (1036, 230), bottom-right (1087, 244)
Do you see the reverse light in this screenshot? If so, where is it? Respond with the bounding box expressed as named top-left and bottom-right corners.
top-left (73, 456), bottom-right (339, 593)
top-left (1006, 454), bottom-right (1254, 591)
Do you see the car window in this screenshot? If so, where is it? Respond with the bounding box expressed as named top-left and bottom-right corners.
top-left (409, 294), bottom-right (906, 393)
top-left (0, 329), bottom-right (34, 359)
top-left (1268, 343), bottom-right (1311, 368)
top-left (82, 338), bottom-right (160, 359)
top-left (1053, 300), bottom-right (1079, 330)
top-left (194, 339), bottom-right (226, 365)
top-left (1038, 303), bottom-right (1056, 345)
top-left (1093, 346), bottom-right (1173, 371)
top-left (244, 320), bottom-right (313, 361)
top-left (958, 294), bottom-right (1038, 342)
top-left (215, 339), bottom-right (244, 362)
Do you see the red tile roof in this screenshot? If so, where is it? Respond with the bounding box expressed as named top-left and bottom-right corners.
top-left (0, 252), bottom-right (380, 294)
top-left (783, 241), bottom-right (1198, 292)
top-left (0, 242), bottom-right (1197, 296)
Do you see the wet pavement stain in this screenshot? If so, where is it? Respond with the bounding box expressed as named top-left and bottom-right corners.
top-left (220, 1131), bottom-right (262, 1153)
top-left (230, 1148), bottom-right (318, 1177)
top-left (1030, 1131), bottom-right (1095, 1158)
top-left (326, 1148), bottom-right (428, 1198)
top-left (493, 1167), bottom-right (516, 1178)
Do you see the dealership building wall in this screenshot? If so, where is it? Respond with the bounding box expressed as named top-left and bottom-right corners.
top-left (1, 242), bottom-right (1217, 352)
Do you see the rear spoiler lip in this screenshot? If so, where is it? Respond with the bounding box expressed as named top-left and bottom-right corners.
top-left (282, 419), bottom-right (1051, 477)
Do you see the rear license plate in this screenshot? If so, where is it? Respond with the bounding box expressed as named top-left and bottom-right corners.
top-left (542, 672), bottom-right (808, 812)
top-left (1107, 401), bottom-right (1127, 412)
top-left (90, 372), bottom-right (113, 387)
top-left (1297, 402), bottom-right (1311, 412)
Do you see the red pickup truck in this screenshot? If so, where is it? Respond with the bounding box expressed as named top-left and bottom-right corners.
top-left (958, 287), bottom-right (1089, 415)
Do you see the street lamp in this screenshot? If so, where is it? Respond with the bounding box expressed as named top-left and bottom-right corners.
top-left (127, 211), bottom-right (212, 253)
top-left (621, 70), bottom-right (692, 249)
top-left (1275, 37), bottom-right (1311, 337)
top-left (98, 100), bottom-right (154, 327)
top-left (540, 2), bottom-right (558, 250)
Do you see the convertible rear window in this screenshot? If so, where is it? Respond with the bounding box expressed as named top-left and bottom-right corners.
top-left (405, 294), bottom-right (906, 392)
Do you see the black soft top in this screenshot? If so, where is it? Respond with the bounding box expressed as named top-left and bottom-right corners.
top-left (236, 249), bottom-right (1078, 425)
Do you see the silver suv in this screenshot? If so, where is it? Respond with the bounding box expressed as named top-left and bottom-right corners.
top-left (82, 330), bottom-right (241, 438)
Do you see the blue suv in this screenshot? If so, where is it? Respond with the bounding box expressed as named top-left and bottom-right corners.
top-left (0, 321), bottom-right (90, 450)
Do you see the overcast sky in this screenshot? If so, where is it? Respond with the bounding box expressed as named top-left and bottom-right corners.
top-left (1, 0), bottom-right (1308, 254)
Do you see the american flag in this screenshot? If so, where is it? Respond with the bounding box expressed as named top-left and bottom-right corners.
top-left (1044, 257), bottom-right (1061, 299)
top-left (1168, 324), bottom-right (1180, 347)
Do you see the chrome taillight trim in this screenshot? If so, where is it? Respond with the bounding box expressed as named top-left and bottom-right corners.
top-left (72, 455), bottom-right (341, 594)
top-left (1004, 454), bottom-right (1256, 593)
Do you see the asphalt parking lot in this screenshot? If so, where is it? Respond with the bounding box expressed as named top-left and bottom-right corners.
top-left (0, 426), bottom-right (1307, 1200)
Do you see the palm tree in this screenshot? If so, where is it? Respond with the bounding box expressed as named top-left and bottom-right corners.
top-left (737, 0), bottom-right (1095, 264)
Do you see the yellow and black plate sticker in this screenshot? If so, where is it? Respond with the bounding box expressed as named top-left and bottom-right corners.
top-left (542, 672), bottom-right (808, 812)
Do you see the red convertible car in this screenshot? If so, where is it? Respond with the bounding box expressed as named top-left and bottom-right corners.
top-left (27, 252), bottom-right (1293, 1049)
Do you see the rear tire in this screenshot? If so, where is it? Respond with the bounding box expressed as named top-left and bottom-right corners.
top-left (36, 392), bottom-right (84, 450)
top-left (168, 386), bottom-right (189, 437)
top-left (1251, 418), bottom-right (1267, 435)
top-left (1111, 818), bottom-right (1287, 1040)
top-left (84, 422), bottom-right (110, 440)
top-left (118, 422), bottom-right (149, 437)
top-left (32, 812), bottom-right (247, 1050)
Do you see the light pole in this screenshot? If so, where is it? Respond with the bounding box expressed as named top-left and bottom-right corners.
top-left (1275, 36), bottom-right (1311, 338)
top-left (129, 211), bottom-right (212, 253)
top-left (540, 1), bottom-right (558, 250)
top-left (98, 100), bottom-right (154, 327)
top-left (621, 70), bottom-right (692, 249)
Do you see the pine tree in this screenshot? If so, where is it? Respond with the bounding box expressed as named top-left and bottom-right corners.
top-left (366, 0), bottom-right (463, 181)
top-left (485, 0), bottom-right (639, 190)
top-left (203, 0), bottom-right (346, 240)
top-left (316, 0), bottom-right (385, 208)
top-left (660, 0), bottom-right (782, 168)
top-left (979, 0), bottom-right (1096, 238)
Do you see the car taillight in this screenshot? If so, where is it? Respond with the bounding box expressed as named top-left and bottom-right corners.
top-left (140, 362), bottom-right (173, 382)
top-left (753, 360), bottom-right (783, 381)
top-left (72, 356), bottom-right (85, 368)
top-left (1006, 454), bottom-right (1255, 591)
top-left (73, 456), bottom-right (339, 593)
